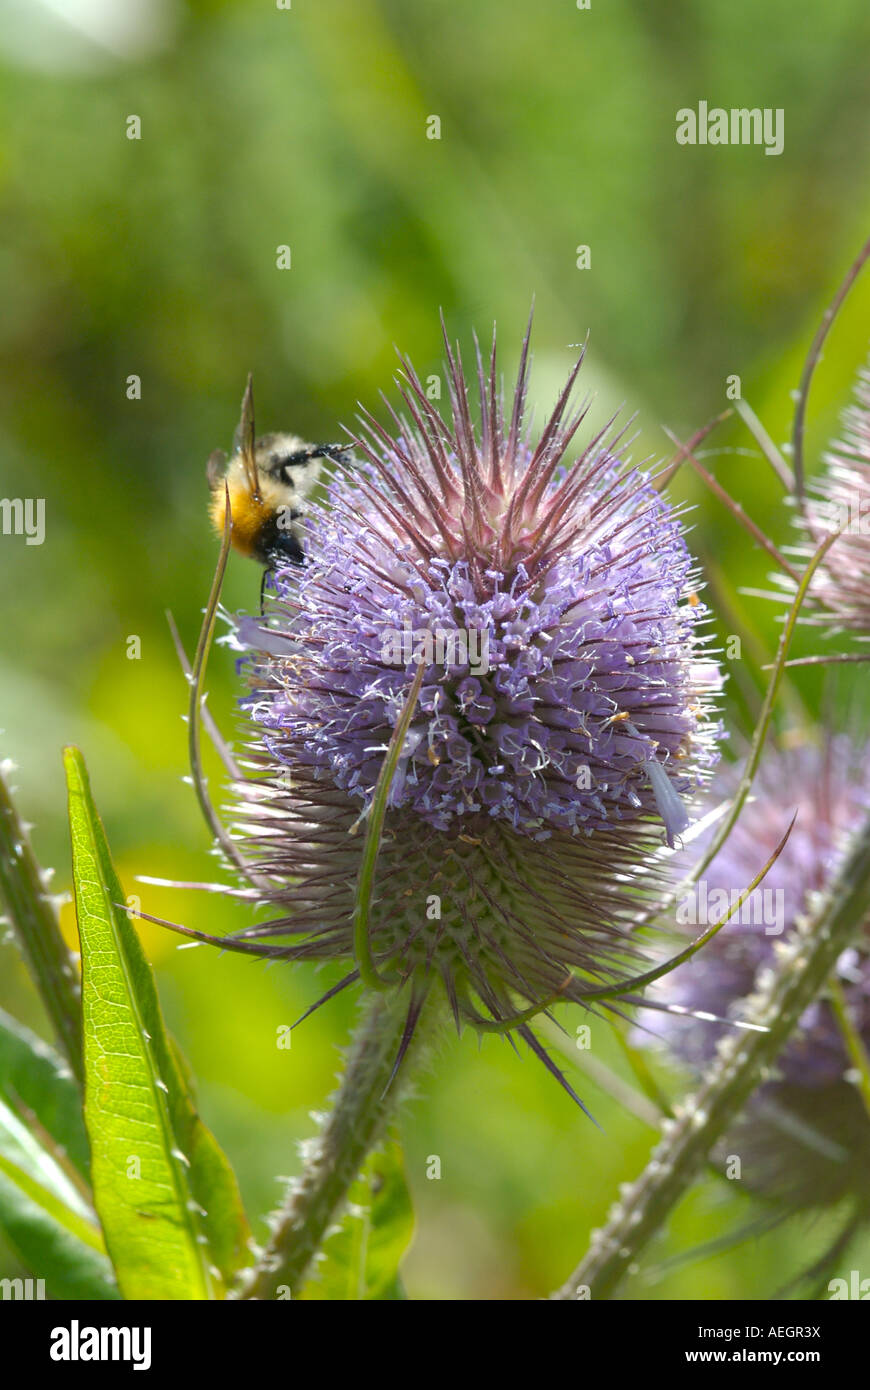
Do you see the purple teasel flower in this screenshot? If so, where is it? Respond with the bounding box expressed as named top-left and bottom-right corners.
top-left (197, 320), bottom-right (723, 1105)
top-left (649, 737), bottom-right (870, 1208)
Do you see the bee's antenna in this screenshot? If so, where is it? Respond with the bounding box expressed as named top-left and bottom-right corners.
top-left (235, 372), bottom-right (261, 500)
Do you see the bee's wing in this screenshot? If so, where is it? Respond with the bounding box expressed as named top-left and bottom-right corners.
top-left (206, 449), bottom-right (227, 491)
top-left (232, 373), bottom-right (261, 499)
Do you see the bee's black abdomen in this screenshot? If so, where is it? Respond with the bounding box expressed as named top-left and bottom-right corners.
top-left (255, 514), bottom-right (306, 568)
top-left (272, 531), bottom-right (305, 565)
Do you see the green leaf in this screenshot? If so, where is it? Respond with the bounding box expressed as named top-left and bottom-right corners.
top-left (64, 746), bottom-right (250, 1300)
top-left (0, 1007), bottom-right (90, 1178)
top-left (300, 1137), bottom-right (414, 1300)
top-left (0, 762), bottom-right (83, 1082)
top-left (0, 1096), bottom-right (118, 1299)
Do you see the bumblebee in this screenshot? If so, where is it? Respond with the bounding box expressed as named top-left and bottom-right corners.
top-left (207, 375), bottom-right (352, 570)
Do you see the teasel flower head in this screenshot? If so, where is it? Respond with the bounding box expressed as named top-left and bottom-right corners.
top-left (651, 737), bottom-right (870, 1208)
top-left (218, 320), bottom-right (721, 1100)
top-left (796, 356), bottom-right (870, 637)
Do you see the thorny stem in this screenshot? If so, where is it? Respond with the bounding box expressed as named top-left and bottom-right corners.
top-left (0, 764), bottom-right (83, 1085)
top-left (234, 989), bottom-right (429, 1299)
top-left (551, 807), bottom-right (870, 1301)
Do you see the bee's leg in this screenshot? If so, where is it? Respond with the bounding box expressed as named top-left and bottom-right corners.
top-left (261, 534), bottom-right (305, 612)
top-left (282, 444), bottom-right (352, 466)
top-left (317, 443), bottom-right (354, 465)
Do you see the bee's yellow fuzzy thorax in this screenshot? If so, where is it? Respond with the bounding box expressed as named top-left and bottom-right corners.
top-left (210, 475), bottom-right (277, 559)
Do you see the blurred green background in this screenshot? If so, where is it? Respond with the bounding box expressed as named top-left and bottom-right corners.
top-left (1, 0), bottom-right (870, 1299)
